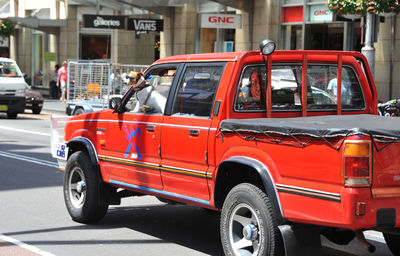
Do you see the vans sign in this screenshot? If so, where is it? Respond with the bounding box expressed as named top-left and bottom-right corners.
top-left (128, 19), bottom-right (164, 32)
top-left (201, 14), bottom-right (242, 29)
top-left (83, 15), bottom-right (125, 29)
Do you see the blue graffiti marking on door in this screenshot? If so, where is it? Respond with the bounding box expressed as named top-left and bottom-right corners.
top-left (123, 121), bottom-right (142, 159)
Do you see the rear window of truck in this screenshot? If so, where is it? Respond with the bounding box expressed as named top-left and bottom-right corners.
top-left (234, 64), bottom-right (366, 112)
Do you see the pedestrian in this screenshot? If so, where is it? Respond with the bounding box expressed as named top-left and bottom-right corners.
top-left (110, 64), bottom-right (122, 94)
top-left (327, 74), bottom-right (352, 104)
top-left (57, 61), bottom-right (68, 102)
top-left (50, 64), bottom-right (60, 99)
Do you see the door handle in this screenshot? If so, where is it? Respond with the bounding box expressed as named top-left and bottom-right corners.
top-left (189, 129), bottom-right (200, 136)
top-left (146, 125), bottom-right (155, 132)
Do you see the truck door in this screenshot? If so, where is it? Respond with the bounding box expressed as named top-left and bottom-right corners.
top-left (100, 65), bottom-right (178, 190)
top-left (160, 63), bottom-right (225, 203)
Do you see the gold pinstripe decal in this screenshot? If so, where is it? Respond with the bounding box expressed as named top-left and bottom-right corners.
top-left (98, 155), bottom-right (213, 180)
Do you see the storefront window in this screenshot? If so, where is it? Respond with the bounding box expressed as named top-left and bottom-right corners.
top-left (284, 25), bottom-right (302, 50)
top-left (80, 35), bottom-right (111, 60)
top-left (305, 24), bottom-right (343, 50)
top-left (0, 37), bottom-right (9, 58)
top-left (200, 28), bottom-right (235, 53)
top-left (281, 2), bottom-right (362, 52)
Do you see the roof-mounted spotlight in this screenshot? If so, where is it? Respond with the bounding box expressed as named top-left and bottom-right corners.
top-left (259, 39), bottom-right (276, 56)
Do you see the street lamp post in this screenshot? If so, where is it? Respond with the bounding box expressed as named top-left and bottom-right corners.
top-left (361, 12), bottom-right (375, 78)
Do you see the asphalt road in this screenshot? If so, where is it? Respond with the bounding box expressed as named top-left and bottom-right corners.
top-left (0, 110), bottom-right (394, 256)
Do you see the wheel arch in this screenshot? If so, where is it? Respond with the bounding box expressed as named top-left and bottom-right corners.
top-left (71, 101), bottom-right (95, 115)
top-left (214, 156), bottom-right (284, 224)
top-left (67, 137), bottom-right (99, 166)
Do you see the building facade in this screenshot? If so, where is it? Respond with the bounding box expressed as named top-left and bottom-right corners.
top-left (1, 0), bottom-right (399, 101)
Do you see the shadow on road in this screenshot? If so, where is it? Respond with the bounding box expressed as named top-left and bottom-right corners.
top-left (0, 141), bottom-right (62, 191)
top-left (0, 113), bottom-right (48, 120)
top-left (105, 204), bottom-right (223, 255)
top-left (2, 203), bottom-right (223, 255)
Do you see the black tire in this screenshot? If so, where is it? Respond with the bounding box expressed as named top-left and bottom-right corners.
top-left (32, 107), bottom-right (41, 114)
top-left (7, 112), bottom-right (17, 119)
top-left (64, 151), bottom-right (108, 223)
top-left (220, 183), bottom-right (283, 256)
top-left (73, 108), bottom-right (84, 116)
top-left (384, 232), bottom-right (400, 255)
top-left (66, 105), bottom-right (72, 116)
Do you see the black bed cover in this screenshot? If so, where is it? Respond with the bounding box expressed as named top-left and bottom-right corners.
top-left (220, 114), bottom-right (400, 140)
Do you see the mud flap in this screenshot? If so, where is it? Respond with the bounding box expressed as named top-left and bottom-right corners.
top-left (279, 224), bottom-right (322, 256)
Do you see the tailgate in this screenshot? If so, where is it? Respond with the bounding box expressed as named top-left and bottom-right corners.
top-left (372, 141), bottom-right (400, 198)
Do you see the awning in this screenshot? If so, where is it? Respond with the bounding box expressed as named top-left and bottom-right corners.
top-left (8, 17), bottom-right (67, 33)
top-left (69, 0), bottom-right (249, 13)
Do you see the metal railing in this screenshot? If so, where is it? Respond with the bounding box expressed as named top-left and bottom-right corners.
top-left (67, 60), bottom-right (148, 105)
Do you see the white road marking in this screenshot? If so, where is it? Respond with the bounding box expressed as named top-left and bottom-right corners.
top-left (0, 151), bottom-right (58, 168)
top-left (0, 126), bottom-right (50, 137)
top-left (0, 233), bottom-right (56, 256)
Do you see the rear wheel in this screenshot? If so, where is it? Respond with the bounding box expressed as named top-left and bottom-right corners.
top-left (64, 151), bottom-right (108, 223)
top-left (220, 183), bottom-right (283, 256)
top-left (32, 107), bottom-right (41, 114)
top-left (384, 232), bottom-right (400, 255)
top-left (7, 112), bottom-right (17, 119)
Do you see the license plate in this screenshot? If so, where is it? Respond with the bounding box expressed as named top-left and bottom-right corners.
top-left (0, 105), bottom-right (8, 111)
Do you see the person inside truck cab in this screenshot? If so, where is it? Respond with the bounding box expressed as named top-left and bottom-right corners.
top-left (238, 69), bottom-right (265, 109)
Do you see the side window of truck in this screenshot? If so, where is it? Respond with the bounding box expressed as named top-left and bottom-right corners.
top-left (171, 64), bottom-right (224, 117)
top-left (125, 67), bottom-right (176, 114)
top-left (235, 66), bottom-right (266, 111)
top-left (234, 64), bottom-right (365, 112)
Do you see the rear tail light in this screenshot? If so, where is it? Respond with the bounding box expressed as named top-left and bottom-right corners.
top-left (343, 141), bottom-right (371, 187)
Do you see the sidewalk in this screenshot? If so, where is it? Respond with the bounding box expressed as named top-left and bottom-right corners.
top-left (42, 99), bottom-right (67, 115)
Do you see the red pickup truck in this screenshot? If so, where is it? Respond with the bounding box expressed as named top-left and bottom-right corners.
top-left (53, 40), bottom-right (400, 255)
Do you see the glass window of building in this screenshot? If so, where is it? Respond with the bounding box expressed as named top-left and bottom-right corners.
top-left (281, 0), bottom-right (362, 52)
top-left (80, 35), bottom-right (111, 60)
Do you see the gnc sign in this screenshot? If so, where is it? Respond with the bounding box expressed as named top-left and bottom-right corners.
top-left (201, 14), bottom-right (242, 29)
top-left (309, 5), bottom-right (332, 22)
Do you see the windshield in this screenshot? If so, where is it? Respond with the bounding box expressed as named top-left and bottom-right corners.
top-left (0, 62), bottom-right (23, 77)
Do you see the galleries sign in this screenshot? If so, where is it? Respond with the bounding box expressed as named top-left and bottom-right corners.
top-left (83, 15), bottom-right (126, 29)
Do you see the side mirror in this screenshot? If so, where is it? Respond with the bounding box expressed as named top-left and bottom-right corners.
top-left (109, 97), bottom-right (122, 112)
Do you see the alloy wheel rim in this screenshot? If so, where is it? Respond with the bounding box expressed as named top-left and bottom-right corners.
top-left (228, 203), bottom-right (263, 256)
top-left (68, 166), bottom-right (86, 208)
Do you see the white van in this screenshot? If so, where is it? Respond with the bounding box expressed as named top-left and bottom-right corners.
top-left (0, 58), bottom-right (26, 118)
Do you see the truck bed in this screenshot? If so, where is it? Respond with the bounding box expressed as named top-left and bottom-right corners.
top-left (220, 114), bottom-right (400, 141)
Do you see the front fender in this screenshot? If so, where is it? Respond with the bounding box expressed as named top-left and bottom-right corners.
top-left (67, 137), bottom-right (98, 166)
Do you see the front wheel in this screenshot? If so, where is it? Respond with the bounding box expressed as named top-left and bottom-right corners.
top-left (384, 232), bottom-right (400, 255)
top-left (73, 108), bottom-right (84, 116)
top-left (220, 183), bottom-right (283, 256)
top-left (64, 151), bottom-right (108, 223)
